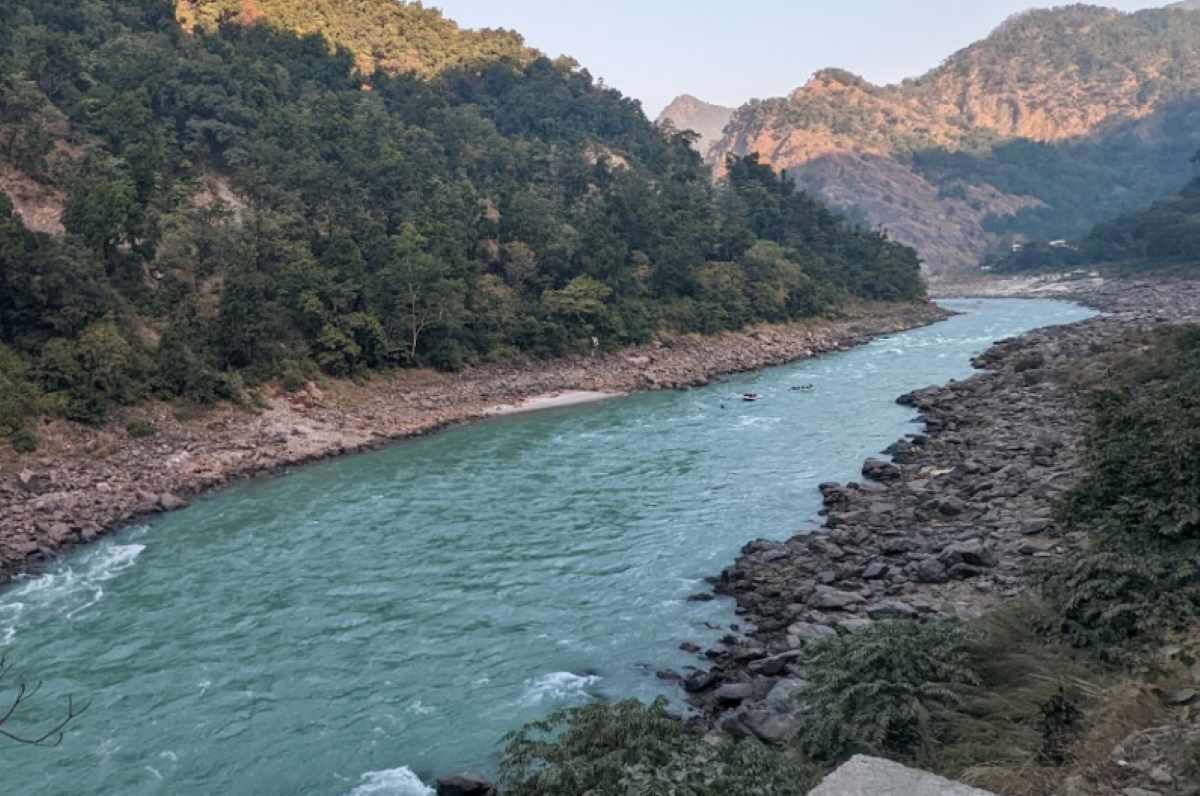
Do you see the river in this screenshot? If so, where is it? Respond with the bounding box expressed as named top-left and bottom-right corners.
top-left (0, 299), bottom-right (1095, 795)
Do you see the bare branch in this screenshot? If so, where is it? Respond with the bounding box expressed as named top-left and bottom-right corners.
top-left (0, 655), bottom-right (90, 747)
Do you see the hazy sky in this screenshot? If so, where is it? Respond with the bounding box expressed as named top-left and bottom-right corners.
top-left (431, 1), bottom-right (1172, 117)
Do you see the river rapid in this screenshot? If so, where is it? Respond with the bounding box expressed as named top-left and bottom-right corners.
top-left (0, 299), bottom-right (1095, 795)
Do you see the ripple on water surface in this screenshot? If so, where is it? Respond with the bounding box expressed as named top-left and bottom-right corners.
top-left (0, 299), bottom-right (1097, 795)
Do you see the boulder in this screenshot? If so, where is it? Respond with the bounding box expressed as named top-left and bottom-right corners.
top-left (786, 622), bottom-right (838, 646)
top-left (809, 755), bottom-right (997, 796)
top-left (765, 677), bottom-right (811, 710)
top-left (158, 493), bottom-right (190, 512)
top-left (436, 773), bottom-right (496, 796)
top-left (880, 537), bottom-right (917, 556)
top-left (683, 670), bottom-right (720, 693)
top-left (715, 683), bottom-right (755, 706)
top-left (862, 562), bottom-right (889, 580)
top-left (939, 541), bottom-right (997, 568)
top-left (742, 708), bottom-right (805, 744)
top-left (809, 586), bottom-right (865, 611)
top-left (937, 497), bottom-right (966, 517)
top-left (914, 557), bottom-right (949, 584)
top-left (748, 650), bottom-right (802, 676)
top-left (862, 458), bottom-right (901, 482)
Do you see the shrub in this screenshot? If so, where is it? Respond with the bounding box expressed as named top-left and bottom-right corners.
top-left (38, 321), bottom-right (145, 424)
top-left (9, 428), bottom-right (38, 453)
top-left (932, 600), bottom-right (1102, 782)
top-left (278, 360), bottom-right (313, 394)
top-left (125, 419), bottom-right (157, 439)
top-left (1062, 327), bottom-right (1200, 545)
top-left (0, 345), bottom-right (49, 436)
top-left (499, 698), bottom-right (816, 796)
top-left (1041, 549), bottom-right (1200, 656)
top-left (796, 621), bottom-right (981, 764)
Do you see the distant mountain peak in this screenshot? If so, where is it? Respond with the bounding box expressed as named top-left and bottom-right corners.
top-left (657, 95), bottom-right (735, 156)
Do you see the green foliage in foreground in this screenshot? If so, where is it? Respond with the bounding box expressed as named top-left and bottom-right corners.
top-left (1047, 325), bottom-right (1200, 653)
top-left (1043, 550), bottom-right (1200, 655)
top-left (499, 698), bottom-right (816, 796)
top-left (1064, 326), bottom-right (1200, 544)
top-left (797, 622), bottom-right (980, 764)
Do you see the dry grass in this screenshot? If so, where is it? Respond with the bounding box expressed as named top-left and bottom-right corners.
top-left (929, 599), bottom-right (1180, 796)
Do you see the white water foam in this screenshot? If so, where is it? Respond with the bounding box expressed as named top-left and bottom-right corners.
top-left (405, 700), bottom-right (435, 716)
top-left (347, 767), bottom-right (434, 796)
top-left (521, 671), bottom-right (601, 706)
top-left (0, 542), bottom-right (146, 643)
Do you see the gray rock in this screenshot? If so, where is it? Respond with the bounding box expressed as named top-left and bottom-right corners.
top-left (862, 458), bottom-right (901, 482)
top-left (939, 540), bottom-right (997, 568)
top-left (947, 563), bottom-right (990, 580)
top-left (748, 651), bottom-right (802, 676)
top-left (880, 537), bottom-right (917, 556)
top-left (914, 557), bottom-right (949, 584)
top-left (810, 586), bottom-right (865, 610)
top-left (809, 755), bottom-right (997, 796)
top-left (715, 683), bottom-right (755, 705)
top-left (436, 773), bottom-right (496, 796)
top-left (765, 677), bottom-right (810, 710)
top-left (786, 622), bottom-right (838, 646)
top-left (937, 497), bottom-right (966, 516)
top-left (158, 493), bottom-right (190, 512)
top-left (742, 709), bottom-right (804, 744)
top-left (683, 670), bottom-right (719, 693)
top-left (862, 562), bottom-right (889, 580)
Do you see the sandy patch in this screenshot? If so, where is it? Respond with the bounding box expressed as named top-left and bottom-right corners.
top-left (486, 391), bottom-right (623, 417)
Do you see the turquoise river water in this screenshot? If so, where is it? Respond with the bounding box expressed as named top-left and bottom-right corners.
top-left (0, 299), bottom-right (1095, 795)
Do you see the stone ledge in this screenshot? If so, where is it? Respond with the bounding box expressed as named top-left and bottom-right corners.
top-left (808, 755), bottom-right (997, 796)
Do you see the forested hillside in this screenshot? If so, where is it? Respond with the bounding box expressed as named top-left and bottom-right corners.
top-left (0, 0), bottom-right (923, 452)
top-left (989, 150), bottom-right (1200, 273)
top-left (710, 4), bottom-right (1200, 276)
top-left (174, 0), bottom-right (537, 77)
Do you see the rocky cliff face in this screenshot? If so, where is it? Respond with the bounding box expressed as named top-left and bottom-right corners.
top-left (711, 4), bottom-right (1200, 278)
top-left (656, 94), bottom-right (735, 158)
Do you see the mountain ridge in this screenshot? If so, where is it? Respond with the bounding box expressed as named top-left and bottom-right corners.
top-left (709, 3), bottom-right (1200, 276)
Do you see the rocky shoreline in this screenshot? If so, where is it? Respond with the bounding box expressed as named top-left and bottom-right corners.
top-left (674, 279), bottom-right (1200, 749)
top-left (0, 300), bottom-right (947, 584)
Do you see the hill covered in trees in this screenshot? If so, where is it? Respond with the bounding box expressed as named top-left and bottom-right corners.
top-left (710, 4), bottom-right (1200, 277)
top-left (0, 0), bottom-right (923, 452)
top-left (174, 0), bottom-right (537, 77)
top-left (989, 150), bottom-right (1200, 273)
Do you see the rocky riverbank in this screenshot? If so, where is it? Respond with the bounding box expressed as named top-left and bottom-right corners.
top-left (675, 279), bottom-right (1200, 757)
top-left (0, 300), bottom-right (947, 584)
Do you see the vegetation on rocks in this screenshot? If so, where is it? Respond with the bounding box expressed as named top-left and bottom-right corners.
top-left (501, 286), bottom-right (1200, 795)
top-left (1045, 325), bottom-right (1200, 655)
top-left (795, 622), bottom-right (980, 764)
top-left (499, 698), bottom-right (816, 796)
top-left (0, 0), bottom-right (923, 451)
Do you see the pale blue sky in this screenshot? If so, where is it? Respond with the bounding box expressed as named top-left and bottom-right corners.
top-left (432, 1), bottom-right (1170, 117)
